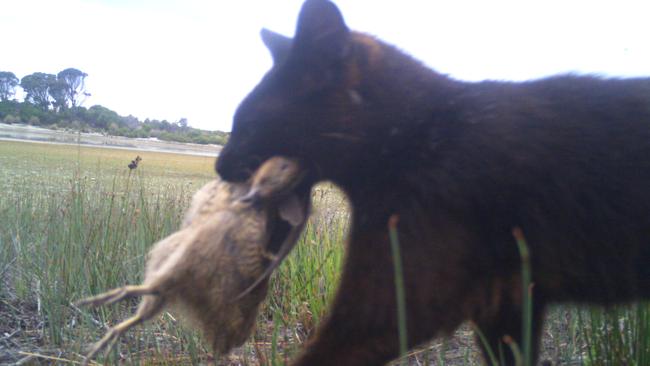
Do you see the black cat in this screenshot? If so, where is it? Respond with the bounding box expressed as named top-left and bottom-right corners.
top-left (217, 1), bottom-right (650, 364)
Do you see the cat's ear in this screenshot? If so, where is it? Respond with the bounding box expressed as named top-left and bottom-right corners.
top-left (260, 28), bottom-right (293, 65)
top-left (293, 0), bottom-right (350, 61)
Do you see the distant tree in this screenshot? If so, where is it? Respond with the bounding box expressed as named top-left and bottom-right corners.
top-left (48, 78), bottom-right (68, 111)
top-left (21, 72), bottom-right (56, 109)
top-left (18, 102), bottom-right (46, 125)
top-left (178, 117), bottom-right (188, 129)
top-left (123, 114), bottom-right (139, 129)
top-left (160, 119), bottom-right (173, 131)
top-left (57, 68), bottom-right (90, 107)
top-left (0, 71), bottom-right (19, 101)
top-left (0, 100), bottom-right (19, 119)
top-left (87, 105), bottom-right (120, 129)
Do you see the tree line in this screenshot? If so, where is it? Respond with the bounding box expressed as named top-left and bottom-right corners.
top-left (0, 69), bottom-right (229, 146)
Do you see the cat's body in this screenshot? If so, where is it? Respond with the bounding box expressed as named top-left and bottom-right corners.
top-left (216, 1), bottom-right (650, 365)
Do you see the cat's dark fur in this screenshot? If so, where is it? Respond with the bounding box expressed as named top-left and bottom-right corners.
top-left (217, 1), bottom-right (650, 364)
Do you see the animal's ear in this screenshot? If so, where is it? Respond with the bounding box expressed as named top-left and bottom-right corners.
top-left (261, 28), bottom-right (293, 65)
top-left (294, 0), bottom-right (350, 60)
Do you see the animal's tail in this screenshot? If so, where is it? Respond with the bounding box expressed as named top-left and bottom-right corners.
top-left (75, 285), bottom-right (157, 308)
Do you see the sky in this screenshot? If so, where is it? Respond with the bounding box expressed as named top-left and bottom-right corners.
top-left (2, 0), bottom-right (649, 132)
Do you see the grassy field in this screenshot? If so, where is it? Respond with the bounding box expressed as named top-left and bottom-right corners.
top-left (1, 140), bottom-right (648, 365)
top-left (0, 140), bottom-right (346, 365)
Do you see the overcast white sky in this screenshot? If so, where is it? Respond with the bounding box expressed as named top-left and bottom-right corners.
top-left (2, 0), bottom-right (649, 132)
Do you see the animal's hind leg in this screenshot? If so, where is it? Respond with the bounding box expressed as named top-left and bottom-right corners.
top-left (76, 285), bottom-right (155, 308)
top-left (82, 314), bottom-right (146, 366)
top-left (81, 294), bottom-right (164, 366)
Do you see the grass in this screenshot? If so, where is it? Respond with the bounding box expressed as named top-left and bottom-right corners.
top-left (1, 139), bottom-right (649, 365)
top-left (513, 227), bottom-right (533, 366)
top-left (0, 140), bottom-right (345, 364)
top-left (388, 214), bottom-right (409, 361)
top-left (578, 303), bottom-right (650, 365)
top-left (0, 141), bottom-right (210, 363)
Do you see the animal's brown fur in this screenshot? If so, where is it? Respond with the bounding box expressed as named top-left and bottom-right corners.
top-left (76, 157), bottom-right (308, 366)
top-left (216, 1), bottom-right (650, 365)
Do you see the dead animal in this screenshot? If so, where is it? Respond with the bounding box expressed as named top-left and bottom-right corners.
top-left (76, 156), bottom-right (309, 366)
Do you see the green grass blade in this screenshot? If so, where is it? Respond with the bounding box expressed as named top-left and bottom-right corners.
top-left (388, 214), bottom-right (409, 360)
top-left (512, 227), bottom-right (533, 366)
